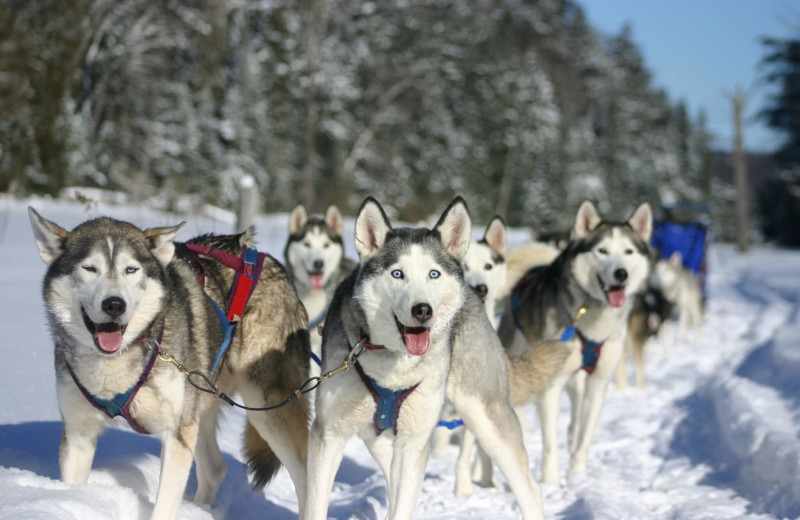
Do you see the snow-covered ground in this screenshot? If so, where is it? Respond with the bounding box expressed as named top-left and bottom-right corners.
top-left (1, 196), bottom-right (799, 520)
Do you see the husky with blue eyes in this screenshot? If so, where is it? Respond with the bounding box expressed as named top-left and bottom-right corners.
top-left (28, 209), bottom-right (312, 520)
top-left (305, 197), bottom-right (545, 520)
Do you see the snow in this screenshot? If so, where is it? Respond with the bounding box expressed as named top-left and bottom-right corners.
top-left (2, 196), bottom-right (800, 520)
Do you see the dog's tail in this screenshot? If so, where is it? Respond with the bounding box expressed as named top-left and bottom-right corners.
top-left (507, 339), bottom-right (571, 406)
top-left (243, 422), bottom-right (282, 490)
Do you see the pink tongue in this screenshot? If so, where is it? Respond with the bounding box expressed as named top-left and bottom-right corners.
top-left (606, 289), bottom-right (627, 308)
top-left (310, 274), bottom-right (324, 290)
top-left (404, 330), bottom-right (430, 356)
top-left (96, 331), bottom-right (123, 352)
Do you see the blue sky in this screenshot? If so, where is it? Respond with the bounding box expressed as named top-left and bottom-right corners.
top-left (581, 0), bottom-right (799, 153)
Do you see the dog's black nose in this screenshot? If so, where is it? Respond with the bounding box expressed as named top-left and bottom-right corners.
top-left (473, 284), bottom-right (488, 299)
top-left (614, 268), bottom-right (628, 282)
top-left (411, 303), bottom-right (433, 323)
top-left (313, 259), bottom-right (324, 270)
top-left (102, 297), bottom-right (126, 318)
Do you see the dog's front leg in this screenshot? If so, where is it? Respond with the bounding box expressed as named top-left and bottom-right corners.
top-left (151, 421), bottom-right (199, 520)
top-left (454, 427), bottom-right (477, 497)
top-left (568, 339), bottom-right (622, 478)
top-left (387, 434), bottom-right (430, 520)
top-left (304, 422), bottom-right (346, 520)
top-left (59, 412), bottom-right (105, 484)
top-left (565, 370), bottom-right (586, 454)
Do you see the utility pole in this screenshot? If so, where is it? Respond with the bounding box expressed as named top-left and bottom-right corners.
top-left (301, 0), bottom-right (323, 209)
top-left (730, 87), bottom-right (751, 252)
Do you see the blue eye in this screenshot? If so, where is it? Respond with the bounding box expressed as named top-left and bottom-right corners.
top-left (125, 266), bottom-right (139, 274)
top-left (391, 269), bottom-right (403, 279)
top-left (429, 270), bottom-right (440, 279)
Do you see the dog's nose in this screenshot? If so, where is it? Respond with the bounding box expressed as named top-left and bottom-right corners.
top-left (473, 284), bottom-right (488, 299)
top-left (614, 268), bottom-right (628, 282)
top-left (411, 303), bottom-right (433, 323)
top-left (313, 259), bottom-right (324, 271)
top-left (102, 297), bottom-right (126, 318)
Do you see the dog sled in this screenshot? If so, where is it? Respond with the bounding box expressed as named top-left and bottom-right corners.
top-left (650, 202), bottom-right (711, 290)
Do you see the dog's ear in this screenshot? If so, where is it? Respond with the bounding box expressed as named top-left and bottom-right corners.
top-left (325, 204), bottom-right (344, 236)
top-left (574, 201), bottom-right (602, 239)
top-left (144, 223), bottom-right (186, 266)
top-left (669, 250), bottom-right (683, 268)
top-left (354, 197), bottom-right (392, 260)
top-left (289, 204), bottom-right (307, 234)
top-left (28, 207), bottom-right (69, 265)
top-left (484, 216), bottom-right (506, 255)
top-left (434, 197), bottom-right (471, 261)
top-left (628, 202), bottom-right (653, 243)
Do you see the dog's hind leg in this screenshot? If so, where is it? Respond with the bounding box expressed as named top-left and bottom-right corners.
top-left (453, 395), bottom-right (544, 520)
top-left (152, 421), bottom-right (200, 520)
top-left (59, 408), bottom-right (105, 484)
top-left (238, 380), bottom-right (309, 515)
top-left (193, 406), bottom-right (226, 505)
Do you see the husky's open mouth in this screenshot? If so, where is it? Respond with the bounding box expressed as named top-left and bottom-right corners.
top-left (82, 307), bottom-right (127, 353)
top-left (394, 315), bottom-right (430, 356)
top-left (307, 270), bottom-right (325, 290)
top-left (597, 275), bottom-right (626, 308)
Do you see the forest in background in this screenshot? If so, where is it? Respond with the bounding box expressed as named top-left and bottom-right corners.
top-left (0, 0), bottom-right (719, 231)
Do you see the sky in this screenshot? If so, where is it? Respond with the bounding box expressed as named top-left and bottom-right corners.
top-left (581, 0), bottom-right (799, 153)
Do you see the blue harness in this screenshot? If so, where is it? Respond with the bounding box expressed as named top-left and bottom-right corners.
top-left (66, 331), bottom-right (161, 435)
top-left (355, 360), bottom-right (419, 435)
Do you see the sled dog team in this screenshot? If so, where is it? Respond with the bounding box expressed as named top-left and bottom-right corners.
top-left (29, 195), bottom-right (702, 520)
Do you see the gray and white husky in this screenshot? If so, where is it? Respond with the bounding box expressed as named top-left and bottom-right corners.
top-left (284, 204), bottom-right (356, 352)
top-left (29, 209), bottom-right (311, 520)
top-left (498, 200), bottom-right (653, 483)
top-left (305, 197), bottom-right (545, 520)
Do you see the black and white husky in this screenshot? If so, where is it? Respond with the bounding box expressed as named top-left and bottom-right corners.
top-left (284, 204), bottom-right (356, 353)
top-left (29, 209), bottom-right (312, 519)
top-left (305, 197), bottom-right (545, 520)
top-left (498, 201), bottom-right (653, 483)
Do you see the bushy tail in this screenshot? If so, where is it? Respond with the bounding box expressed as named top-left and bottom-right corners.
top-left (243, 422), bottom-right (282, 490)
top-left (507, 340), bottom-right (571, 406)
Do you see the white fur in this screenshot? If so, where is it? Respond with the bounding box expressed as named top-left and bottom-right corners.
top-left (29, 210), bottom-right (230, 520)
top-left (652, 253), bottom-right (704, 354)
top-left (513, 201), bottom-right (652, 484)
top-left (305, 198), bottom-right (471, 520)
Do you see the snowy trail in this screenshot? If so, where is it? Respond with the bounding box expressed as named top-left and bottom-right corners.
top-left (1, 198), bottom-right (799, 520)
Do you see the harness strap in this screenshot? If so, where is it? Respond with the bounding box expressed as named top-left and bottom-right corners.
top-left (355, 362), bottom-right (419, 436)
top-left (186, 244), bottom-right (266, 374)
top-left (66, 342), bottom-right (160, 435)
top-left (576, 329), bottom-right (603, 373)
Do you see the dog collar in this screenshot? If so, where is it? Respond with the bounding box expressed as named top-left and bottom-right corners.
top-left (359, 330), bottom-right (387, 351)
